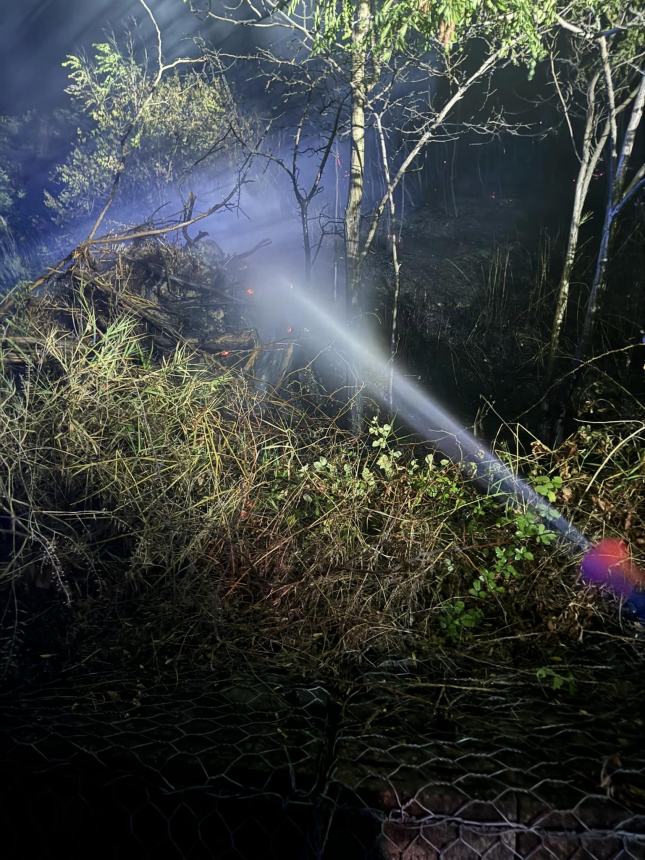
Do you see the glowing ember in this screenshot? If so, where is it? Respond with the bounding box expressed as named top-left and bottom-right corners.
top-left (581, 539), bottom-right (645, 599)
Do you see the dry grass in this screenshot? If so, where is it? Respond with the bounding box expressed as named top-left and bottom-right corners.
top-left (0, 254), bottom-right (643, 679)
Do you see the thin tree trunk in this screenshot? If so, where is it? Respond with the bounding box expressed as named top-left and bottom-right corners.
top-left (345, 0), bottom-right (370, 310)
top-left (553, 60), bottom-right (645, 445)
top-left (344, 0), bottom-right (371, 430)
top-left (374, 112), bottom-right (401, 412)
top-left (578, 203), bottom-right (616, 359)
top-left (547, 73), bottom-right (603, 376)
top-left (300, 204), bottom-right (312, 284)
top-left (360, 49), bottom-right (501, 265)
top-left (578, 68), bottom-right (645, 360)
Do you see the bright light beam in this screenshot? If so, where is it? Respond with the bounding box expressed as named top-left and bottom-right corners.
top-left (293, 288), bottom-right (591, 552)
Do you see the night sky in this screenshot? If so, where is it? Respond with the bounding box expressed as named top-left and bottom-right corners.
top-left (0, 0), bottom-right (205, 113)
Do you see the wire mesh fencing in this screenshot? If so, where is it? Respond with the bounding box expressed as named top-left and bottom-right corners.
top-left (1, 661), bottom-right (644, 859)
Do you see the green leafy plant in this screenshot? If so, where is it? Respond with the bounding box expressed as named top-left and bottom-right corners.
top-left (369, 418), bottom-right (403, 477)
top-left (46, 39), bottom-right (242, 222)
top-left (515, 511), bottom-right (557, 545)
top-left (466, 509), bottom-right (556, 607)
top-left (536, 665), bottom-right (576, 694)
top-left (532, 474), bottom-right (563, 504)
top-left (440, 600), bottom-right (484, 640)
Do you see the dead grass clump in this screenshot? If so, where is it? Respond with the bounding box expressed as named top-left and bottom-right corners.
top-left (1, 308), bottom-right (643, 676)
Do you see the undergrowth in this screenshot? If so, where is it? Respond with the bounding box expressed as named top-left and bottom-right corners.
top-left (0, 314), bottom-right (643, 677)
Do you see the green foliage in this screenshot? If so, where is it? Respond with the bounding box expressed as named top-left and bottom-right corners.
top-left (284, 0), bottom-right (639, 81)
top-left (46, 39), bottom-right (240, 221)
top-left (515, 511), bottom-right (557, 545)
top-left (536, 665), bottom-right (576, 694)
top-left (440, 599), bottom-right (484, 640)
top-left (532, 473), bottom-right (563, 503)
top-left (465, 510), bottom-right (556, 606)
top-left (369, 417), bottom-right (402, 476)
top-left (292, 0), bottom-right (561, 69)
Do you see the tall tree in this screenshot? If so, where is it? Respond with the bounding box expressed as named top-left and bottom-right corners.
top-left (184, 0), bottom-right (564, 306)
top-left (546, 4), bottom-right (644, 375)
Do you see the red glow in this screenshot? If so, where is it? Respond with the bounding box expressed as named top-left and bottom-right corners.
top-left (219, 351), bottom-right (231, 357)
top-left (245, 288), bottom-right (255, 296)
top-left (581, 538), bottom-right (645, 598)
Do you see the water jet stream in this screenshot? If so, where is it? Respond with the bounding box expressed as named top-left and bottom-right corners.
top-left (286, 288), bottom-right (644, 614)
top-left (292, 289), bottom-right (589, 549)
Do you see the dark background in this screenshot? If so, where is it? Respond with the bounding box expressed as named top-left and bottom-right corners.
top-left (0, 0), bottom-right (203, 114)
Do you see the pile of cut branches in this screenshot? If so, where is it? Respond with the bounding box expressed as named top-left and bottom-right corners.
top-left (0, 235), bottom-right (289, 380)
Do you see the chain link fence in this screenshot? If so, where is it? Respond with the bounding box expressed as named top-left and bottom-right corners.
top-left (2, 654), bottom-right (644, 859)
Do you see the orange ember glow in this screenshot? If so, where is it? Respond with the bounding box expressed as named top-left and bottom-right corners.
top-left (581, 538), bottom-right (645, 598)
